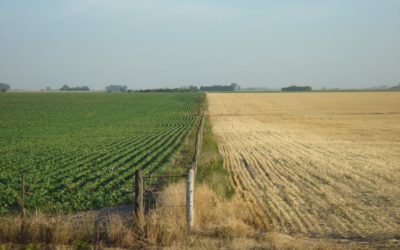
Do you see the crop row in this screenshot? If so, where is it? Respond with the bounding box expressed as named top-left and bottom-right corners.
top-left (0, 92), bottom-right (202, 214)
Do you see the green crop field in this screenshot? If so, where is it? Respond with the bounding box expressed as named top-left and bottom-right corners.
top-left (0, 92), bottom-right (202, 214)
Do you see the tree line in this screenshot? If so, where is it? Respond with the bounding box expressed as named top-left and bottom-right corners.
top-left (133, 83), bottom-right (240, 93)
top-left (59, 85), bottom-right (90, 91)
top-left (281, 85), bottom-right (312, 92)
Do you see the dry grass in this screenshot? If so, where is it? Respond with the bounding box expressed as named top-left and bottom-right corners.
top-left (0, 182), bottom-right (384, 249)
top-left (0, 201), bottom-right (184, 249)
top-left (158, 182), bottom-right (372, 249)
top-left (207, 92), bottom-right (400, 244)
top-left (0, 213), bottom-right (100, 246)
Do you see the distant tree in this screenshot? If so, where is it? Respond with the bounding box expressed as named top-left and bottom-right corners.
top-left (133, 85), bottom-right (200, 93)
top-left (230, 83), bottom-right (240, 91)
top-left (106, 85), bottom-right (128, 93)
top-left (0, 83), bottom-right (10, 92)
top-left (60, 85), bottom-right (90, 91)
top-left (281, 85), bottom-right (312, 92)
top-left (200, 83), bottom-right (240, 92)
top-left (46, 86), bottom-right (52, 91)
top-left (188, 85), bottom-right (199, 92)
top-left (179, 85), bottom-right (199, 92)
top-left (60, 85), bottom-right (70, 91)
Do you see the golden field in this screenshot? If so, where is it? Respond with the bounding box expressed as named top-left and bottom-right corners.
top-left (207, 92), bottom-right (400, 241)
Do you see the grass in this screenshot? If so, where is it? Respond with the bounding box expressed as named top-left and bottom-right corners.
top-left (196, 106), bottom-right (235, 199)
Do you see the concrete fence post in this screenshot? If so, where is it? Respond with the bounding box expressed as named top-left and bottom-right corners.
top-left (186, 168), bottom-right (195, 231)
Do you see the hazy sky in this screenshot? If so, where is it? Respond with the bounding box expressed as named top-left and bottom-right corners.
top-left (1, 0), bottom-right (399, 90)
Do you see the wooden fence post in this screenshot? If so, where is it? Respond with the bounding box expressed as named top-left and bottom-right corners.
top-left (191, 114), bottom-right (203, 173)
top-left (135, 169), bottom-right (144, 231)
top-left (186, 168), bottom-right (195, 231)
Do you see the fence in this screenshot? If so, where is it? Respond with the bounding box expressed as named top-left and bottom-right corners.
top-left (0, 95), bottom-right (206, 241)
top-left (134, 111), bottom-right (205, 231)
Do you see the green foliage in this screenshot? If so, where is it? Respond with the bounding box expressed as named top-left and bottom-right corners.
top-left (0, 92), bottom-right (202, 214)
top-left (72, 240), bottom-right (92, 250)
top-left (21, 244), bottom-right (41, 250)
top-left (59, 85), bottom-right (90, 91)
top-left (281, 85), bottom-right (312, 92)
top-left (200, 83), bottom-right (240, 92)
top-left (196, 117), bottom-right (235, 199)
top-left (105, 85), bottom-right (127, 92)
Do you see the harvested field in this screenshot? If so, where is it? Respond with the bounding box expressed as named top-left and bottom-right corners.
top-left (207, 92), bottom-right (400, 241)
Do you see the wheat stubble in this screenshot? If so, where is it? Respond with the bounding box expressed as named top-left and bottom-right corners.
top-left (207, 92), bottom-right (400, 240)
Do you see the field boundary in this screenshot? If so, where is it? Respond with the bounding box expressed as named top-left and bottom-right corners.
top-left (133, 94), bottom-right (205, 230)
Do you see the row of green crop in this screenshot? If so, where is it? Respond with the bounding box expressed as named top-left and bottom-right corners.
top-left (0, 92), bottom-right (202, 214)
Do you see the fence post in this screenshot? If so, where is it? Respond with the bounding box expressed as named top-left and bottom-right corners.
top-left (135, 169), bottom-right (144, 232)
top-left (192, 114), bottom-right (204, 173)
top-left (186, 168), bottom-right (195, 231)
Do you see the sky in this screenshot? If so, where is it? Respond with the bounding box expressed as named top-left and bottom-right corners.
top-left (0, 0), bottom-right (399, 90)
